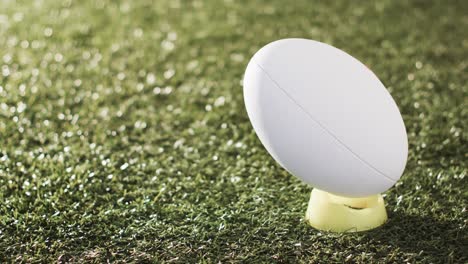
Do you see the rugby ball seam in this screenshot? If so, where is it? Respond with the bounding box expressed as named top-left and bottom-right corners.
top-left (253, 60), bottom-right (396, 183)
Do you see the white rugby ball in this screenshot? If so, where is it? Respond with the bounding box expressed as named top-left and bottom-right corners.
top-left (243, 38), bottom-right (408, 197)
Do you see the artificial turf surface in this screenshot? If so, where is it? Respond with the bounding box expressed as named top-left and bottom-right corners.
top-left (0, 0), bottom-right (467, 262)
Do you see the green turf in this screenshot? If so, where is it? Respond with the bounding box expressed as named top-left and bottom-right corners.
top-left (0, 0), bottom-right (467, 262)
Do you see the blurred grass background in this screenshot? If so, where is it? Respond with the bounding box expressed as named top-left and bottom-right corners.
top-left (0, 0), bottom-right (467, 262)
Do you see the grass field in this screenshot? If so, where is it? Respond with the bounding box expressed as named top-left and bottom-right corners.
top-left (0, 0), bottom-right (467, 262)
